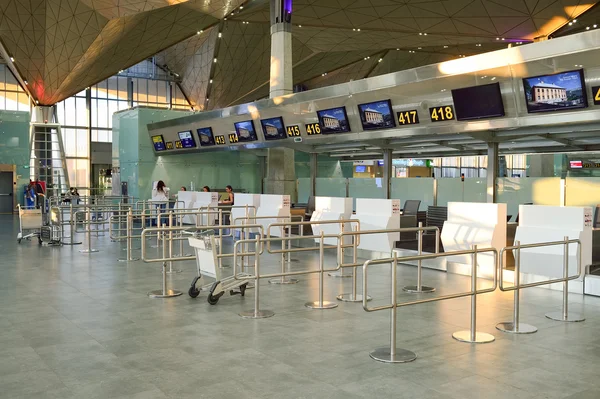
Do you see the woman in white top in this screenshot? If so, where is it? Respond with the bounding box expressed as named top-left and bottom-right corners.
top-left (152, 180), bottom-right (169, 226)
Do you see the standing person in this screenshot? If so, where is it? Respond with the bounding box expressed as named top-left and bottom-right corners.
top-left (24, 182), bottom-right (36, 208)
top-left (152, 180), bottom-right (169, 226)
top-left (220, 185), bottom-right (234, 206)
top-left (34, 180), bottom-right (45, 209)
top-left (70, 187), bottom-right (80, 205)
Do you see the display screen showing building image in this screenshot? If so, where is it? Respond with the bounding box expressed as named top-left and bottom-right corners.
top-left (357, 100), bottom-right (396, 130)
top-left (523, 69), bottom-right (588, 113)
top-left (197, 127), bottom-right (215, 146)
top-left (234, 120), bottom-right (258, 142)
top-left (260, 117), bottom-right (286, 140)
top-left (316, 107), bottom-right (351, 134)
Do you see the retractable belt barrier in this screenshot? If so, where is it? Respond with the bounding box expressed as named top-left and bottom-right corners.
top-left (496, 237), bottom-right (584, 334)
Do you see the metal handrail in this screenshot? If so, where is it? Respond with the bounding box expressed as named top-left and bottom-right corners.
top-left (496, 237), bottom-right (584, 334)
top-left (362, 246), bottom-right (499, 362)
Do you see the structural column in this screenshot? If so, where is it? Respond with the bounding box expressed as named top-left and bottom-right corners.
top-left (487, 142), bottom-right (498, 203)
top-left (265, 0), bottom-right (296, 200)
top-left (309, 153), bottom-right (317, 197)
top-left (383, 149), bottom-right (392, 199)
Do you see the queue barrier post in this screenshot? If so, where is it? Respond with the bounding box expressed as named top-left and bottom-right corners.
top-left (118, 209), bottom-right (139, 262)
top-left (269, 216), bottom-right (298, 285)
top-left (545, 236), bottom-right (585, 323)
top-left (63, 204), bottom-right (82, 245)
top-left (337, 225), bottom-right (371, 302)
top-left (166, 210), bottom-right (182, 274)
top-left (239, 236), bottom-right (275, 319)
top-left (403, 222), bottom-right (436, 293)
top-left (367, 253), bottom-right (417, 363)
top-left (328, 222), bottom-right (351, 278)
top-left (305, 232), bottom-right (338, 309)
top-left (451, 245), bottom-right (495, 344)
top-left (79, 207), bottom-right (99, 253)
top-left (496, 241), bottom-right (537, 334)
top-left (148, 222), bottom-right (183, 299)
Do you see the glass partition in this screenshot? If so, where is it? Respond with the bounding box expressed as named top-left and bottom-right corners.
top-left (391, 178), bottom-right (435, 209)
top-left (348, 178), bottom-right (385, 209)
top-left (297, 178), bottom-right (311, 204)
top-left (497, 177), bottom-right (562, 220)
top-left (565, 177), bottom-right (600, 208)
top-left (437, 178), bottom-right (486, 206)
top-left (315, 178), bottom-right (347, 198)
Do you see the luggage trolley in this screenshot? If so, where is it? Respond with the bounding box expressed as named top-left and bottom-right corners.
top-left (17, 204), bottom-right (43, 244)
top-left (187, 230), bottom-right (249, 305)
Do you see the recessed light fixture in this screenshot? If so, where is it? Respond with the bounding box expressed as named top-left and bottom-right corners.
top-left (443, 45), bottom-right (448, 48)
top-left (423, 33), bottom-right (427, 36)
top-left (417, 47), bottom-right (422, 49)
top-left (476, 43), bottom-right (481, 47)
top-left (197, 31), bottom-right (200, 34)
top-left (322, 72), bottom-right (327, 76)
top-left (209, 79), bottom-right (213, 83)
top-left (357, 28), bottom-right (361, 31)
top-left (569, 22), bottom-right (573, 26)
top-left (218, 32), bottom-right (222, 38)
top-left (491, 77), bottom-right (496, 80)
top-left (587, 26), bottom-right (590, 30)
top-left (24, 80), bottom-right (28, 85)
top-left (496, 37), bottom-right (500, 40)
top-left (573, 19), bottom-right (577, 23)
top-left (501, 38), bottom-right (505, 40)
top-left (378, 58), bottom-right (383, 62)
top-left (396, 48), bottom-right (399, 50)
top-left (594, 24), bottom-right (598, 28)
top-left (419, 33), bottom-right (423, 35)
top-left (224, 17), bottom-right (227, 20)
top-left (240, 5), bottom-right (243, 9)
top-left (10, 56), bottom-right (14, 62)
top-left (298, 25), bottom-right (302, 27)
top-left (213, 58), bottom-right (217, 63)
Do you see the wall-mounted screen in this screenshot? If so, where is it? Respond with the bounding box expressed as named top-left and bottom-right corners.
top-left (177, 130), bottom-right (196, 148)
top-left (234, 120), bottom-right (258, 142)
top-left (260, 117), bottom-right (286, 140)
top-left (151, 135), bottom-right (166, 151)
top-left (197, 127), bottom-right (215, 147)
top-left (316, 107), bottom-right (351, 134)
top-left (570, 160), bottom-right (583, 169)
top-left (523, 69), bottom-right (587, 113)
top-left (355, 165), bottom-right (366, 173)
top-left (357, 100), bottom-right (396, 130)
top-left (451, 82), bottom-right (505, 121)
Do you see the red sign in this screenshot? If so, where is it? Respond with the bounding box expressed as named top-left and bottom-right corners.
top-left (570, 161), bottom-right (583, 169)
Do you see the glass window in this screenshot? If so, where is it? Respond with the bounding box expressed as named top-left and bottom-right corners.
top-left (157, 81), bottom-right (167, 104)
top-left (76, 129), bottom-right (88, 157)
top-left (64, 98), bottom-right (76, 125)
top-left (97, 99), bottom-right (109, 128)
top-left (5, 91), bottom-right (17, 110)
top-left (147, 80), bottom-right (158, 103)
top-left (76, 97), bottom-right (87, 126)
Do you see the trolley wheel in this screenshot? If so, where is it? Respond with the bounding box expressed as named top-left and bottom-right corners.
top-left (188, 286), bottom-right (200, 298)
top-left (207, 294), bottom-right (219, 305)
top-left (239, 283), bottom-right (247, 297)
top-left (38, 236), bottom-right (42, 245)
top-left (17, 238), bottom-right (21, 244)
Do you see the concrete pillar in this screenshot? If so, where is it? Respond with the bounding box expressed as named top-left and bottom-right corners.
top-left (264, 0), bottom-right (296, 200)
top-left (487, 142), bottom-right (498, 203)
top-left (383, 149), bottom-right (392, 199)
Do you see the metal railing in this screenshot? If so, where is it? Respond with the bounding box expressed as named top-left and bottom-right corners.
top-left (362, 246), bottom-right (499, 363)
top-left (496, 237), bottom-right (584, 334)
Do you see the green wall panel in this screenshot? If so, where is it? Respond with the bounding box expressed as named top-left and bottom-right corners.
top-left (0, 111), bottom-right (30, 204)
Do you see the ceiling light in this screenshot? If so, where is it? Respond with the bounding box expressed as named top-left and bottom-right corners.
top-left (419, 33), bottom-right (423, 36)
top-left (417, 47), bottom-right (422, 49)
top-left (298, 25), bottom-right (302, 27)
top-left (378, 58), bottom-right (383, 62)
top-left (440, 89), bottom-right (446, 92)
top-left (594, 24), bottom-right (598, 28)
top-left (496, 37), bottom-right (500, 40)
top-left (119, 69), bottom-right (123, 73)
top-left (491, 77), bottom-right (496, 80)
top-left (218, 32), bottom-right (222, 38)
top-left (9, 57), bottom-right (14, 62)
top-left (573, 19), bottom-right (577, 23)
top-left (209, 79), bottom-right (213, 83)
top-left (24, 80), bottom-right (28, 85)
top-left (423, 33), bottom-right (427, 36)
top-left (587, 26), bottom-right (590, 30)
top-left (396, 48), bottom-right (399, 50)
top-left (206, 98), bottom-right (209, 102)
top-left (501, 38), bottom-right (505, 41)
top-left (443, 45), bottom-right (448, 48)
top-left (213, 58), bottom-right (217, 63)
top-left (322, 72), bottom-right (327, 76)
top-left (197, 31), bottom-right (200, 35)
top-left (357, 28), bottom-right (361, 31)
top-left (224, 17), bottom-right (227, 20)
top-left (569, 22), bottom-right (573, 26)
top-left (353, 28), bottom-right (356, 31)
top-left (240, 5), bottom-right (243, 9)
top-left (35, 100), bottom-right (39, 104)
top-left (476, 43), bottom-right (481, 47)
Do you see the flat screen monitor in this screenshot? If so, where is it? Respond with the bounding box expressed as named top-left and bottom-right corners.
top-left (151, 135), bottom-right (166, 151)
top-left (451, 82), bottom-right (505, 121)
top-left (316, 106), bottom-right (351, 134)
top-left (177, 130), bottom-right (196, 148)
top-left (570, 160), bottom-right (583, 169)
top-left (523, 69), bottom-right (588, 113)
top-left (197, 127), bottom-right (215, 146)
top-left (234, 120), bottom-right (258, 142)
top-left (357, 99), bottom-right (396, 130)
top-left (355, 165), bottom-right (366, 173)
top-left (260, 117), bottom-right (286, 140)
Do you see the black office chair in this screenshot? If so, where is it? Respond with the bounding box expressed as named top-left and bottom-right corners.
top-left (402, 200), bottom-right (421, 216)
top-left (593, 205), bottom-right (600, 228)
top-left (305, 196), bottom-right (315, 220)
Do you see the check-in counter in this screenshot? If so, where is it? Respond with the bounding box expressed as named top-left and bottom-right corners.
top-left (516, 205), bottom-right (592, 294)
top-left (441, 202), bottom-right (507, 279)
top-left (310, 196), bottom-right (353, 246)
top-left (230, 194), bottom-right (260, 233)
top-left (255, 194), bottom-right (291, 237)
top-left (191, 192), bottom-right (219, 226)
top-left (352, 198), bottom-right (401, 254)
top-left (175, 191), bottom-right (218, 225)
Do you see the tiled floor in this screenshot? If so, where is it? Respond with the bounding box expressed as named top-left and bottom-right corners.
top-left (1, 214), bottom-right (600, 398)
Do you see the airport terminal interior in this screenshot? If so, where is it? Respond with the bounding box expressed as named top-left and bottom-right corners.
top-left (6, 0), bottom-right (600, 398)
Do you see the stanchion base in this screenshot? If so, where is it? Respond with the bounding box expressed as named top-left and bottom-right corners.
top-left (369, 347), bottom-right (417, 363)
top-left (327, 271), bottom-right (351, 278)
top-left (122, 247), bottom-right (140, 251)
top-left (166, 270), bottom-right (183, 274)
top-left (305, 300), bottom-right (338, 309)
top-left (496, 322), bottom-right (537, 334)
top-left (79, 249), bottom-right (99, 253)
top-left (269, 278), bottom-right (299, 285)
top-left (452, 330), bottom-right (495, 343)
top-left (545, 312), bottom-right (585, 322)
top-left (336, 293), bottom-right (372, 302)
top-left (289, 259), bottom-right (300, 263)
top-left (402, 285), bottom-right (436, 293)
top-left (148, 289), bottom-right (183, 298)
top-left (63, 242), bottom-right (82, 246)
top-left (118, 258), bottom-right (140, 262)
top-left (239, 309), bottom-right (275, 319)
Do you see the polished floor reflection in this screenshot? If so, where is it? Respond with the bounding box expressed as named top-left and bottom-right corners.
top-left (1, 215), bottom-right (600, 398)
